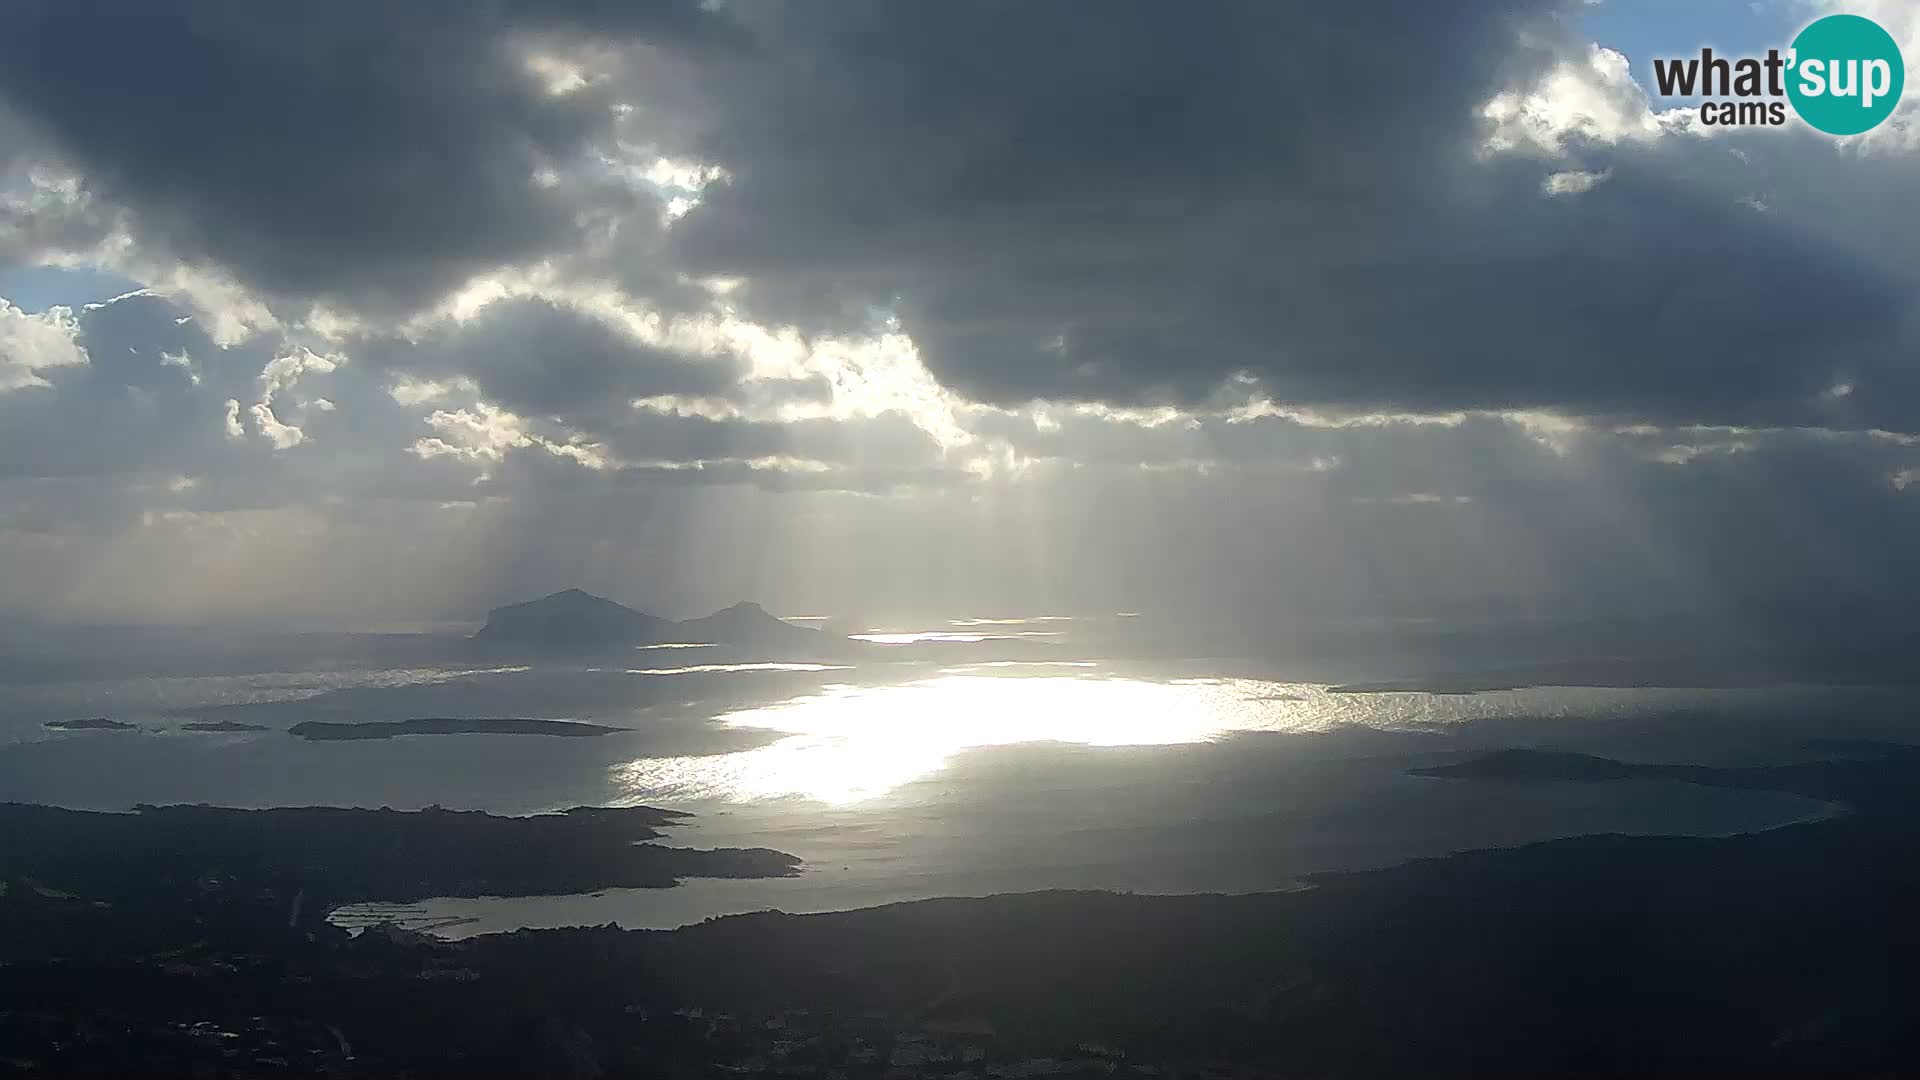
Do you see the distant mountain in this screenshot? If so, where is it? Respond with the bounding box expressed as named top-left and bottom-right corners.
top-left (472, 590), bottom-right (819, 650)
top-left (473, 589), bottom-right (675, 648)
top-left (672, 601), bottom-right (819, 646)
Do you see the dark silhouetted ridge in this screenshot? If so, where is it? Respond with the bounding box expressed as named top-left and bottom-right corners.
top-left (474, 589), bottom-right (818, 650)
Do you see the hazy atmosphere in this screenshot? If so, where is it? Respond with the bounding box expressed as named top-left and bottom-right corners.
top-left (6, 2), bottom-right (1920, 1075)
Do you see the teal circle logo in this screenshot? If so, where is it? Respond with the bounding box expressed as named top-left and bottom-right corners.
top-left (1787, 14), bottom-right (1905, 135)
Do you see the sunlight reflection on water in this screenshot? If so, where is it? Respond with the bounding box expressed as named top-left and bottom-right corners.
top-left (618, 662), bottom-right (853, 676)
top-left (608, 672), bottom-right (1795, 806)
top-left (612, 673), bottom-right (1349, 804)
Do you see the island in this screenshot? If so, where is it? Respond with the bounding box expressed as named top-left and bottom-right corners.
top-left (287, 717), bottom-right (625, 741)
top-left (472, 588), bottom-right (822, 650)
top-left (179, 719), bottom-right (269, 733)
top-left (44, 717), bottom-right (136, 731)
top-left (671, 600), bottom-right (822, 647)
top-left (1410, 740), bottom-right (1920, 812)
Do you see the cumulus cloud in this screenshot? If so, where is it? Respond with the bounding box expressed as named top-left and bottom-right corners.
top-left (1482, 44), bottom-right (1684, 154)
top-left (411, 402), bottom-right (542, 465)
top-left (234, 347), bottom-right (341, 449)
top-left (1541, 168), bottom-right (1611, 195)
top-left (0, 298), bottom-right (87, 390)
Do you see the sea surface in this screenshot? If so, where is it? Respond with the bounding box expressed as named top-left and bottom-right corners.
top-left (1, 619), bottom-right (1904, 935)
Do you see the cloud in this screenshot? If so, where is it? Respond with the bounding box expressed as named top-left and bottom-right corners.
top-left (2, 0), bottom-right (1920, 632)
top-left (1482, 44), bottom-right (1684, 154)
top-left (1541, 168), bottom-right (1611, 195)
top-left (623, 2), bottom-right (1920, 431)
top-left (0, 0), bottom-right (743, 315)
top-left (236, 346), bottom-right (341, 449)
top-left (0, 297), bottom-right (87, 390)
top-left (410, 402), bottom-right (543, 465)
top-left (10, 0), bottom-right (1916, 430)
top-left (383, 298), bottom-right (744, 421)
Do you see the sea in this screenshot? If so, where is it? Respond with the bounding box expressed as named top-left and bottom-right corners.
top-left (1, 616), bottom-right (1901, 937)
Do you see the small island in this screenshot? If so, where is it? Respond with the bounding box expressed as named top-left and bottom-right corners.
top-left (287, 717), bottom-right (624, 741)
top-left (45, 717), bottom-right (136, 731)
top-left (180, 719), bottom-right (269, 733)
top-left (1411, 741), bottom-right (1920, 813)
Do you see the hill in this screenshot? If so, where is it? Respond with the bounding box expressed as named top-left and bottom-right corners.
top-left (472, 589), bottom-right (818, 650)
top-left (472, 588), bottom-right (673, 648)
top-left (671, 600), bottom-right (819, 647)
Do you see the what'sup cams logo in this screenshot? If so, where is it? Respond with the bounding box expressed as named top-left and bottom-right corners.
top-left (1653, 14), bottom-right (1905, 135)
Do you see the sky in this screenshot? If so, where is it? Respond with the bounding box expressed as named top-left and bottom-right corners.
top-left (1, 0), bottom-right (1918, 637)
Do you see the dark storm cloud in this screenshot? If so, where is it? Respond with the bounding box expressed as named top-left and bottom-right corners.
top-left (6, 0), bottom-right (1913, 428)
top-left (386, 300), bottom-right (746, 419)
top-left (641, 1), bottom-right (1920, 428)
top-left (0, 0), bottom-right (739, 313)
